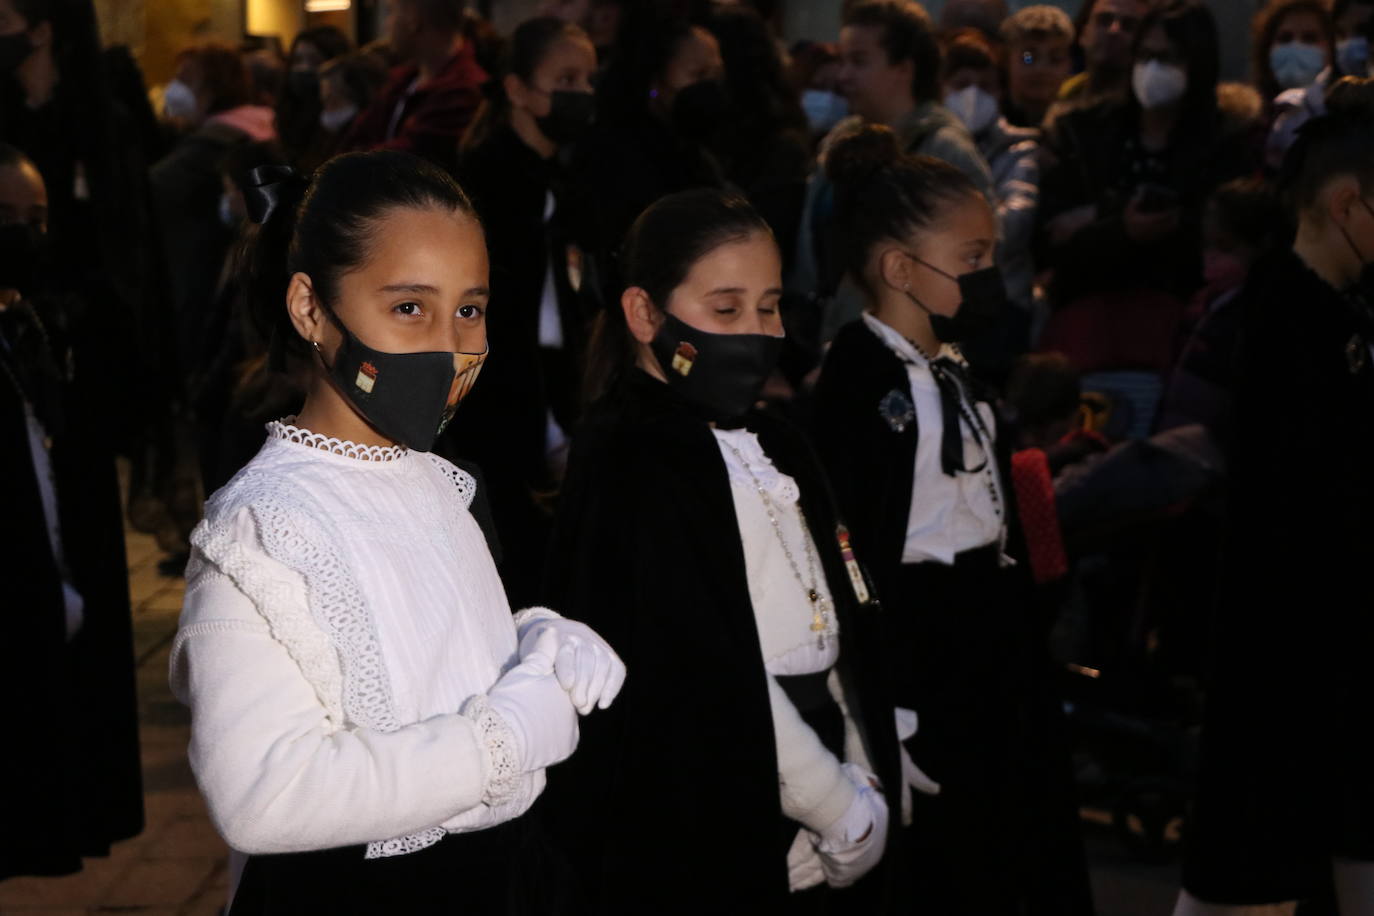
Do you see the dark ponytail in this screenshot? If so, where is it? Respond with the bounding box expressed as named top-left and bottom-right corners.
top-left (238, 150), bottom-right (477, 365)
top-left (825, 124), bottom-right (980, 294)
top-left (461, 17), bottom-right (589, 152)
top-left (583, 188), bottom-right (773, 403)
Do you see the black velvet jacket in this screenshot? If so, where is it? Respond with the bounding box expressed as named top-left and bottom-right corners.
top-left (810, 319), bottom-right (1026, 601)
top-left (541, 370), bottom-right (901, 914)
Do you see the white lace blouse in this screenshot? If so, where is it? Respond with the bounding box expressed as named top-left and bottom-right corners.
top-left (713, 428), bottom-right (866, 836)
top-left (169, 420), bottom-right (545, 860)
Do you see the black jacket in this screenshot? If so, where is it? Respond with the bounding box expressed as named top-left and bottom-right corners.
top-left (1184, 250), bottom-right (1374, 902)
top-left (541, 370), bottom-right (901, 914)
top-left (811, 319), bottom-right (1026, 603)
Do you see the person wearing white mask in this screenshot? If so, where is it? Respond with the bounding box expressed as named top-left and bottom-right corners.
top-left (1254, 0), bottom-right (1339, 170)
top-left (1037, 0), bottom-right (1257, 383)
top-left (940, 28), bottom-right (1040, 381)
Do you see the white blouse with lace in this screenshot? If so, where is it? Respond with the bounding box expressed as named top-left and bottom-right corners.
top-left (169, 420), bottom-right (547, 860)
top-left (712, 427), bottom-right (867, 837)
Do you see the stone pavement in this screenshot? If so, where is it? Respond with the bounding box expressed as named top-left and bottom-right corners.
top-left (0, 526), bottom-right (231, 916)
top-left (0, 518), bottom-right (1181, 915)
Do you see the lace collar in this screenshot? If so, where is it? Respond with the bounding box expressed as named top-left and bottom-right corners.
top-left (265, 418), bottom-right (409, 463)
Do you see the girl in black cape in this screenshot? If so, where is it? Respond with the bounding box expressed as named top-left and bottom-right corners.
top-left (447, 17), bottom-right (600, 607)
top-left (1176, 76), bottom-right (1374, 916)
top-left (811, 125), bottom-right (1092, 915)
top-left (543, 189), bottom-right (920, 914)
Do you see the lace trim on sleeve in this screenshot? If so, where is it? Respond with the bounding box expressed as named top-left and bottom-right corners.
top-left (459, 694), bottom-right (522, 806)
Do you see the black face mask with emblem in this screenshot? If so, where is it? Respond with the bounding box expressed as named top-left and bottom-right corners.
top-left (317, 309), bottom-right (488, 451)
top-left (648, 311), bottom-right (783, 424)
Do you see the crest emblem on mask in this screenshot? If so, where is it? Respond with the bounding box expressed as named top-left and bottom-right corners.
top-left (355, 361), bottom-right (379, 394)
top-left (671, 341), bottom-right (697, 377)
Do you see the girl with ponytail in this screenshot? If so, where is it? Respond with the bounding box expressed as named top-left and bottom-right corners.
top-left (544, 187), bottom-right (906, 913)
top-left (169, 149), bottom-right (623, 912)
top-left (812, 124), bottom-right (1092, 915)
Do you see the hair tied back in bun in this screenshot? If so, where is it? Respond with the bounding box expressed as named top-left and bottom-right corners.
top-left (825, 123), bottom-right (903, 191)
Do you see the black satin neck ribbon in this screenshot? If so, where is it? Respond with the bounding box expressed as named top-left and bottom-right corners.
top-left (929, 355), bottom-right (990, 478)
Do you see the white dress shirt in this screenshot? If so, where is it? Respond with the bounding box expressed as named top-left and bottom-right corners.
top-left (862, 313), bottom-right (1004, 565)
top-left (170, 421), bottom-right (542, 859)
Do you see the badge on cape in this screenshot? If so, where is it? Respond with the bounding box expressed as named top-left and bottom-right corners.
top-left (1347, 334), bottom-right (1368, 375)
top-left (836, 524), bottom-right (871, 604)
top-left (878, 388), bottom-right (915, 433)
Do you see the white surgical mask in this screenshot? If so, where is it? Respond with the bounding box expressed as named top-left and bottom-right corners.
top-left (319, 103), bottom-right (359, 133)
top-left (1336, 36), bottom-right (1370, 77)
top-left (1132, 60), bottom-right (1188, 110)
top-left (1269, 41), bottom-right (1326, 89)
top-left (943, 85), bottom-right (999, 136)
top-left (162, 78), bottom-right (199, 122)
top-left (801, 89), bottom-right (849, 134)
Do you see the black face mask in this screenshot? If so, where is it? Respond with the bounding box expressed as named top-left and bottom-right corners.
top-left (901, 253), bottom-right (1009, 343)
top-left (318, 310), bottom-right (488, 451)
top-left (0, 30), bottom-right (33, 73)
top-left (0, 222), bottom-right (46, 295)
top-left (536, 89), bottom-right (595, 145)
top-left (1340, 199), bottom-right (1374, 306)
top-left (288, 68), bottom-right (321, 103)
top-left (649, 311), bottom-right (783, 423)
top-left (670, 79), bottom-right (728, 140)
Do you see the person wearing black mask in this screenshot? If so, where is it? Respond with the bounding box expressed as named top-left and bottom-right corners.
top-left (449, 17), bottom-right (598, 607)
top-left (1176, 76), bottom-right (1374, 916)
top-left (171, 150), bottom-right (623, 912)
top-left (571, 3), bottom-right (729, 265)
top-left (0, 143), bottom-right (144, 881)
top-left (543, 188), bottom-right (911, 913)
top-left (812, 125), bottom-right (1093, 916)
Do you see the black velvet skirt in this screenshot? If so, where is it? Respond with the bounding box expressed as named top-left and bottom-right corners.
top-left (230, 808), bottom-right (569, 915)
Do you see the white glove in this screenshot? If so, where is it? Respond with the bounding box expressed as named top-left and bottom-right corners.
top-left (485, 629), bottom-right (580, 772)
top-left (816, 763), bottom-right (889, 888)
top-left (786, 827), bottom-right (826, 893)
top-left (517, 611), bottom-right (626, 715)
top-left (895, 707), bottom-right (941, 827)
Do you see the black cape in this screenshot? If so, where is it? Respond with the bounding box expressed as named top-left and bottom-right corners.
top-left (0, 299), bottom-right (143, 879)
top-left (1183, 250), bottom-right (1374, 903)
top-left (540, 370), bottom-right (901, 914)
top-left (443, 125), bottom-right (595, 606)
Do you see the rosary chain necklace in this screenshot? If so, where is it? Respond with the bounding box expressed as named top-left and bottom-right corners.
top-left (722, 439), bottom-right (833, 650)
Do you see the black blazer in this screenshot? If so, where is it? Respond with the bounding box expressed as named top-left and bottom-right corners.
top-left (811, 318), bottom-right (1024, 601)
top-left (541, 370), bottom-right (901, 914)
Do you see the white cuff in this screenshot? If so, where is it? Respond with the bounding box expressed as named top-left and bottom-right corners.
top-left (459, 694), bottom-right (521, 806)
top-left (512, 606), bottom-right (561, 637)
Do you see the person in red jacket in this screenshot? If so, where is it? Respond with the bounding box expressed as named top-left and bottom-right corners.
top-left (345, 0), bottom-right (486, 174)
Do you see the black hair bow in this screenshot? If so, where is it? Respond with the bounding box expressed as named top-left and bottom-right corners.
top-left (243, 164), bottom-right (308, 225)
